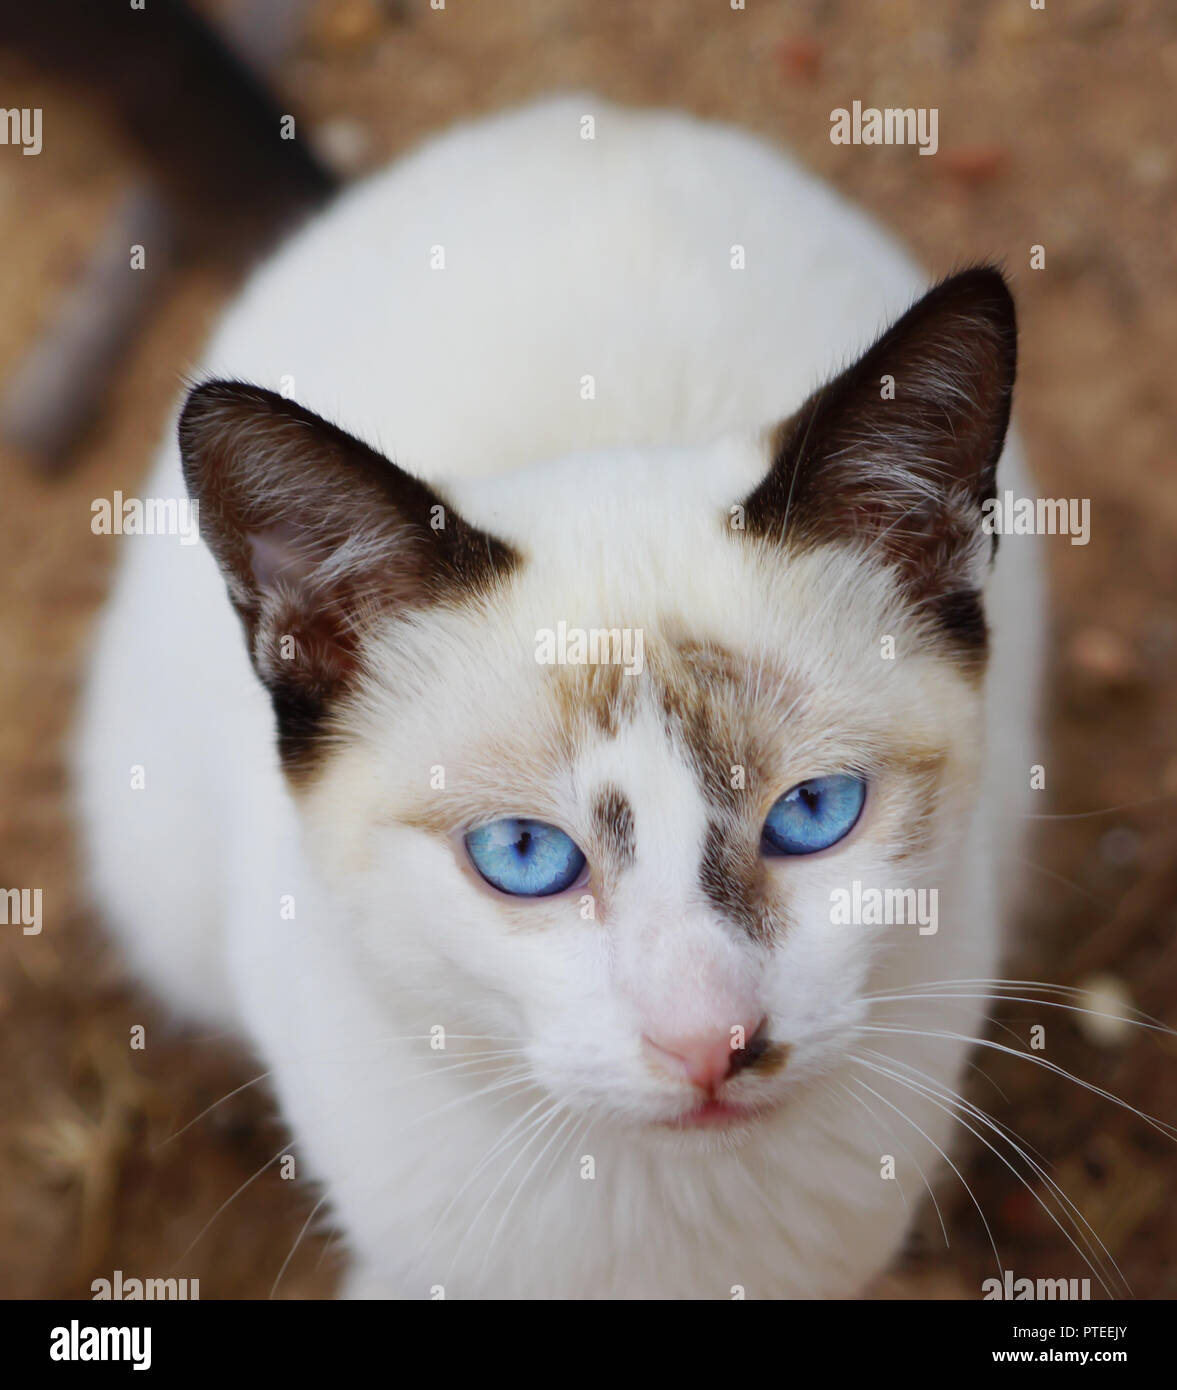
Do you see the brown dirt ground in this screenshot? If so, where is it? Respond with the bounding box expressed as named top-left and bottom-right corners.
top-left (0, 0), bottom-right (1174, 1300)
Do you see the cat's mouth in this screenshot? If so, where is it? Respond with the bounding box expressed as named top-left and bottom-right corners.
top-left (658, 1096), bottom-right (775, 1131)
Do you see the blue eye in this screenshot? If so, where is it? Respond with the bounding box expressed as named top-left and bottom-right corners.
top-left (761, 774), bottom-right (866, 856)
top-left (465, 818), bottom-right (587, 897)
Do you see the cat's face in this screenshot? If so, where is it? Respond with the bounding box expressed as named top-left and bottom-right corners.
top-left (181, 269), bottom-right (1015, 1137)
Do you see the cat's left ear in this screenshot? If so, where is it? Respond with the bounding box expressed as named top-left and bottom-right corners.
top-left (741, 266), bottom-right (1016, 654)
top-left (179, 381), bottom-right (519, 775)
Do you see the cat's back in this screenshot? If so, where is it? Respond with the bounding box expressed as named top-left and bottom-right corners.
top-left (195, 94), bottom-right (925, 483)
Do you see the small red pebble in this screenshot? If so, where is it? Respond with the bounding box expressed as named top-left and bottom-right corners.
top-left (939, 146), bottom-right (1008, 183)
top-left (776, 37), bottom-right (822, 82)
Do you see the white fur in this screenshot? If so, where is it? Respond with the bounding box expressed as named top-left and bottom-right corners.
top-left (75, 97), bottom-right (1043, 1298)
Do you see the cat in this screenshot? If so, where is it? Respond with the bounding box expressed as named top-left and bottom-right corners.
top-left (75, 95), bottom-right (1044, 1298)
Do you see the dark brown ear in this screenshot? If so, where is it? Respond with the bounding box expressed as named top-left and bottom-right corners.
top-left (179, 381), bottom-right (519, 774)
top-left (741, 266), bottom-right (1017, 658)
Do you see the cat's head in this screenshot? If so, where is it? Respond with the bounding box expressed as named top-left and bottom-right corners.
top-left (181, 267), bottom-right (1015, 1136)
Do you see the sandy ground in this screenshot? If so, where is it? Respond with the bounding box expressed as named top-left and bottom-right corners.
top-left (0, 0), bottom-right (1174, 1299)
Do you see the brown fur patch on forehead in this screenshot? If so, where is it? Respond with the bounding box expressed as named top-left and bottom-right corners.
top-left (550, 658), bottom-right (640, 742)
top-left (649, 635), bottom-right (787, 941)
top-left (540, 629), bottom-right (792, 938)
top-left (591, 784), bottom-right (636, 874)
top-left (650, 635), bottom-right (780, 814)
top-left (700, 818), bottom-right (775, 945)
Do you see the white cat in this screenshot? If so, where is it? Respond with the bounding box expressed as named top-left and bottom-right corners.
top-left (75, 96), bottom-right (1044, 1298)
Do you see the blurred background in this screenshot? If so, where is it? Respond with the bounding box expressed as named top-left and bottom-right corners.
top-left (0, 0), bottom-right (1174, 1299)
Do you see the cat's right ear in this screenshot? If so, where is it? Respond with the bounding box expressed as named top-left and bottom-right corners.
top-left (740, 267), bottom-right (1017, 664)
top-left (178, 381), bottom-right (519, 774)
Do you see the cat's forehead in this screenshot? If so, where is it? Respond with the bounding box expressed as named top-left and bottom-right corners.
top-left (362, 478), bottom-right (966, 776)
top-left (388, 565), bottom-right (954, 797)
top-left (346, 430), bottom-right (976, 855)
top-left (551, 630), bottom-right (785, 772)
top-left (543, 619), bottom-right (898, 810)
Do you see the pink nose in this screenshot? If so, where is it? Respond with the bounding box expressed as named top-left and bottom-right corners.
top-left (643, 1020), bottom-right (766, 1093)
